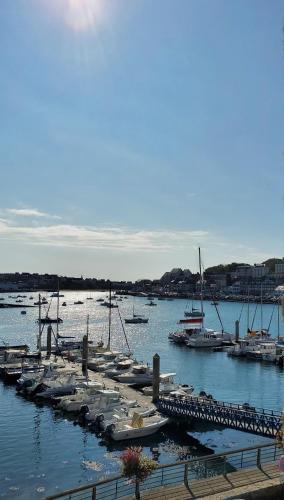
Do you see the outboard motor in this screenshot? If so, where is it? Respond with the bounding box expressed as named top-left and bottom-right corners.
top-left (79, 405), bottom-right (89, 417)
top-left (105, 423), bottom-right (115, 436)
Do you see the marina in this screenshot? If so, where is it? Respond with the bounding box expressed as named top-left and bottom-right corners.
top-left (0, 290), bottom-right (284, 499)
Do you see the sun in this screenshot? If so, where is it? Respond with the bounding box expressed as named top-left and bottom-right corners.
top-left (65, 0), bottom-right (105, 32)
top-left (45, 0), bottom-right (106, 32)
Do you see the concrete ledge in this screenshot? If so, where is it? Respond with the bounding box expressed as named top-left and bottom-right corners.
top-left (202, 477), bottom-right (284, 499)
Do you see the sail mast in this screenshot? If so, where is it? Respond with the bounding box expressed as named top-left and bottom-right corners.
top-left (56, 278), bottom-right (60, 343)
top-left (37, 293), bottom-right (41, 353)
top-left (278, 295), bottom-right (280, 341)
top-left (107, 282), bottom-right (111, 350)
top-left (198, 247), bottom-right (204, 318)
top-left (260, 283), bottom-right (263, 333)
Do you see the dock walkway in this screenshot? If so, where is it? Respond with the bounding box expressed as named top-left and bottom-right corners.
top-left (133, 461), bottom-right (280, 499)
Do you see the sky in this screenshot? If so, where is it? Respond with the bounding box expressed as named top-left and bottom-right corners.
top-left (0, 0), bottom-right (283, 280)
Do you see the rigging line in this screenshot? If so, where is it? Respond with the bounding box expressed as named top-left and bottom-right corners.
top-left (117, 306), bottom-right (131, 352)
top-left (238, 302), bottom-right (245, 322)
top-left (250, 303), bottom-right (258, 331)
top-left (267, 303), bottom-right (276, 333)
top-left (201, 260), bottom-right (224, 332)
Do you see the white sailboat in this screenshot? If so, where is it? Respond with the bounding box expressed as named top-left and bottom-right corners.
top-left (186, 248), bottom-right (233, 348)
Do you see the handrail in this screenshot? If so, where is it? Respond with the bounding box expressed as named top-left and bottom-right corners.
top-left (45, 441), bottom-right (280, 499)
top-left (159, 395), bottom-right (282, 417)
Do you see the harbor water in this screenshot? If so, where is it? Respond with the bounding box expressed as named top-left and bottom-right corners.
top-left (0, 292), bottom-right (283, 499)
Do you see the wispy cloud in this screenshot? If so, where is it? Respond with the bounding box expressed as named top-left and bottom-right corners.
top-left (6, 208), bottom-right (61, 219)
top-left (0, 217), bottom-right (208, 252)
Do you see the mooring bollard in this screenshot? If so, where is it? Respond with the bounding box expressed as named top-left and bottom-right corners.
top-left (235, 320), bottom-right (240, 343)
top-left (82, 335), bottom-right (88, 376)
top-left (152, 353), bottom-right (160, 403)
top-left (46, 325), bottom-right (52, 358)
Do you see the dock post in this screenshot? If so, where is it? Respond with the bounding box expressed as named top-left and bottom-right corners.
top-left (235, 320), bottom-right (240, 343)
top-left (152, 353), bottom-right (160, 404)
top-left (82, 335), bottom-right (88, 376)
top-left (46, 325), bottom-right (52, 359)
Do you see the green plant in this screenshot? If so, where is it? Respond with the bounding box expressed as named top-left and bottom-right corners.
top-left (121, 447), bottom-right (157, 499)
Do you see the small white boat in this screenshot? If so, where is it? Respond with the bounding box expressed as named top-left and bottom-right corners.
top-left (186, 329), bottom-right (233, 348)
top-left (106, 414), bottom-right (169, 441)
top-left (142, 373), bottom-right (194, 396)
top-left (116, 364), bottom-right (153, 385)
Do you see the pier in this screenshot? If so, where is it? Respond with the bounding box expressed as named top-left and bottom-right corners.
top-left (157, 395), bottom-right (281, 438)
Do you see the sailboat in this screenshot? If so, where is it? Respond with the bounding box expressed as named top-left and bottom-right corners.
top-left (185, 248), bottom-right (233, 348)
top-left (125, 302), bottom-right (148, 324)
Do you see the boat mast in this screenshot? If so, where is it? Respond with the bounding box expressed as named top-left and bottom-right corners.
top-left (107, 282), bottom-right (111, 350)
top-left (198, 247), bottom-right (204, 318)
top-left (260, 283), bottom-right (263, 334)
top-left (37, 293), bottom-right (42, 354)
top-left (278, 296), bottom-right (280, 341)
top-left (56, 278), bottom-right (60, 344)
top-left (247, 286), bottom-right (250, 332)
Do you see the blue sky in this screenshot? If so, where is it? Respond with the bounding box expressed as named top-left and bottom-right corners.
top-left (0, 0), bottom-right (283, 280)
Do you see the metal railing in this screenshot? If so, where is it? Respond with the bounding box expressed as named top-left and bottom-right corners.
top-left (157, 396), bottom-right (281, 437)
top-left (45, 441), bottom-right (282, 500)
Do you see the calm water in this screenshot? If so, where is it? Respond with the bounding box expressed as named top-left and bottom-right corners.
top-left (0, 292), bottom-right (282, 499)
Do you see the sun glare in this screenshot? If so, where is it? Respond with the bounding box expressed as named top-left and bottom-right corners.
top-left (66, 0), bottom-right (105, 31)
top-left (46, 0), bottom-right (106, 32)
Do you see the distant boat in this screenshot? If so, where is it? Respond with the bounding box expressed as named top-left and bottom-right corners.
top-left (50, 292), bottom-right (64, 298)
top-left (21, 311), bottom-right (27, 315)
top-left (34, 299), bottom-right (48, 305)
top-left (62, 302), bottom-right (67, 307)
top-left (37, 317), bottom-right (63, 324)
top-left (100, 301), bottom-right (118, 308)
top-left (125, 303), bottom-right (149, 324)
top-left (96, 298), bottom-right (104, 302)
top-left (184, 309), bottom-right (205, 318)
top-left (145, 300), bottom-right (157, 306)
top-left (125, 317), bottom-right (148, 324)
top-left (74, 300), bottom-right (84, 305)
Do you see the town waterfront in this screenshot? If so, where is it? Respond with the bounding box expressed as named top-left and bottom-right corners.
top-left (0, 291), bottom-right (283, 499)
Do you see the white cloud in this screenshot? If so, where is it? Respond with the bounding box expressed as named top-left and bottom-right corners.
top-left (0, 218), bottom-right (208, 252)
top-left (6, 208), bottom-right (61, 219)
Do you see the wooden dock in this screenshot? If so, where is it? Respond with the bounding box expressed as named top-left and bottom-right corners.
top-left (126, 461), bottom-right (280, 499)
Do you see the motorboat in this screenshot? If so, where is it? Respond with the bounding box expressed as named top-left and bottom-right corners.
top-left (142, 373), bottom-right (194, 396)
top-left (87, 351), bottom-right (122, 371)
top-left (74, 300), bottom-right (84, 305)
top-left (81, 390), bottom-right (124, 421)
top-left (33, 373), bottom-right (84, 399)
top-left (96, 298), bottom-right (104, 302)
top-left (186, 328), bottom-right (233, 348)
top-left (145, 300), bottom-right (157, 306)
top-left (21, 311), bottom-right (27, 315)
top-left (105, 413), bottom-right (169, 441)
top-left (104, 358), bottom-right (135, 378)
top-left (115, 364), bottom-right (153, 385)
top-left (57, 382), bottom-right (104, 412)
top-left (62, 302), bottom-right (67, 307)
top-left (50, 293), bottom-right (64, 298)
